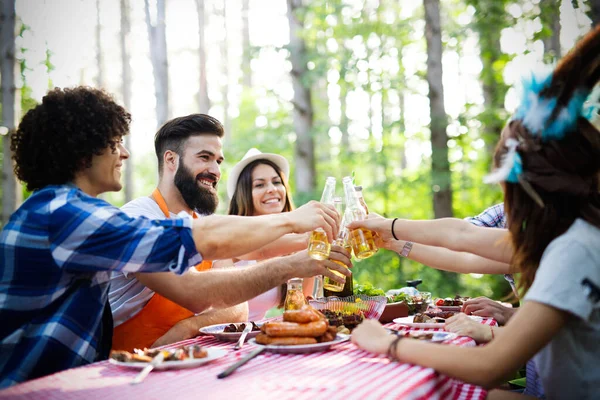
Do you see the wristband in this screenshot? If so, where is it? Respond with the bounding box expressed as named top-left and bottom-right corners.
top-left (391, 218), bottom-right (399, 240)
top-left (387, 335), bottom-right (403, 361)
top-left (400, 241), bottom-right (413, 258)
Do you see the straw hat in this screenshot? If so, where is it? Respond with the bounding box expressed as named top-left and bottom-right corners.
top-left (227, 148), bottom-right (290, 199)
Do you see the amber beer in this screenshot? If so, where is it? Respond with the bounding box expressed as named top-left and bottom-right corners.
top-left (323, 240), bottom-right (352, 292)
top-left (342, 177), bottom-right (378, 259)
top-left (308, 177), bottom-right (336, 260)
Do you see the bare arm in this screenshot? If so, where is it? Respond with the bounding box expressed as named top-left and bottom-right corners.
top-left (151, 303), bottom-right (249, 348)
top-left (383, 239), bottom-right (511, 274)
top-left (235, 233), bottom-right (309, 261)
top-left (193, 201), bottom-right (339, 260)
top-left (135, 246), bottom-right (352, 313)
top-left (352, 301), bottom-right (568, 389)
top-left (348, 214), bottom-right (513, 264)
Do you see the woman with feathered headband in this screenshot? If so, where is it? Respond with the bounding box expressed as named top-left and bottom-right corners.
top-left (349, 26), bottom-right (600, 398)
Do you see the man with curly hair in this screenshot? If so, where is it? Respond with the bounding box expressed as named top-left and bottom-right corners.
top-left (0, 86), bottom-right (350, 387)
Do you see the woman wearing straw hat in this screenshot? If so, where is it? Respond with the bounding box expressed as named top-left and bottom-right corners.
top-left (218, 148), bottom-right (327, 320)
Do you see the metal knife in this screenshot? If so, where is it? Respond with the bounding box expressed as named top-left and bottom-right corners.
top-left (217, 347), bottom-right (264, 379)
top-left (131, 351), bottom-right (165, 385)
top-left (234, 323), bottom-right (253, 350)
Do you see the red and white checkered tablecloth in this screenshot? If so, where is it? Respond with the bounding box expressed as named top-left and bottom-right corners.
top-left (0, 321), bottom-right (494, 400)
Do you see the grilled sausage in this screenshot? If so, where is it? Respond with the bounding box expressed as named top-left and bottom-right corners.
top-left (264, 320), bottom-right (328, 337)
top-left (255, 333), bottom-right (318, 345)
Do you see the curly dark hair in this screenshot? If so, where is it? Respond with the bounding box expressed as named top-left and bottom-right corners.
top-left (10, 86), bottom-right (131, 191)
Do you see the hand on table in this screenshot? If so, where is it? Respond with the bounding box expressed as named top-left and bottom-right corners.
top-left (444, 313), bottom-right (493, 343)
top-left (351, 319), bottom-right (394, 355)
top-left (461, 297), bottom-right (516, 325)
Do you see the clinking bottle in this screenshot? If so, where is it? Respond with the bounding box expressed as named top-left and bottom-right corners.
top-left (342, 176), bottom-right (378, 259)
top-left (323, 199), bottom-right (352, 294)
top-left (308, 177), bottom-right (336, 260)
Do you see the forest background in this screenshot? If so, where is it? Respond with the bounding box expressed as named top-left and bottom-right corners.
top-left (1, 0), bottom-right (597, 301)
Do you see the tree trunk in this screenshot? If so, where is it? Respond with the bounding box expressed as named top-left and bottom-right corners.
top-left (220, 0), bottom-right (230, 135)
top-left (95, 0), bottom-right (104, 88)
top-left (241, 0), bottom-right (252, 88)
top-left (1, 0), bottom-right (20, 225)
top-left (195, 0), bottom-right (210, 113)
top-left (587, 0), bottom-right (600, 26)
top-left (286, 0), bottom-right (315, 196)
top-left (120, 0), bottom-right (133, 202)
top-left (467, 0), bottom-right (509, 154)
top-left (542, 0), bottom-right (561, 60)
top-left (424, 0), bottom-right (452, 218)
top-left (144, 0), bottom-right (169, 127)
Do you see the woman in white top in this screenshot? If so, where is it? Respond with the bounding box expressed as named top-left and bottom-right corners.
top-left (350, 26), bottom-right (600, 399)
top-left (218, 149), bottom-right (315, 320)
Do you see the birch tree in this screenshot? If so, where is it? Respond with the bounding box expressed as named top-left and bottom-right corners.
top-left (220, 1), bottom-right (230, 134)
top-left (1, 0), bottom-right (20, 225)
top-left (287, 0), bottom-right (315, 196)
top-left (144, 0), bottom-right (169, 127)
top-left (241, 0), bottom-right (252, 88)
top-left (120, 0), bottom-right (133, 201)
top-left (95, 0), bottom-right (104, 88)
top-left (424, 0), bottom-right (453, 218)
top-left (195, 0), bottom-right (210, 113)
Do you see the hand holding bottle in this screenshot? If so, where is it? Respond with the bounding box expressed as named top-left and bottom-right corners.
top-left (287, 200), bottom-right (340, 242)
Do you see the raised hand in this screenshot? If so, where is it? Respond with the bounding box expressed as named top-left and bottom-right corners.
top-left (347, 213), bottom-right (395, 242)
top-left (286, 248), bottom-right (351, 284)
top-left (461, 297), bottom-right (517, 325)
top-left (287, 201), bottom-right (340, 242)
top-left (444, 313), bottom-right (493, 343)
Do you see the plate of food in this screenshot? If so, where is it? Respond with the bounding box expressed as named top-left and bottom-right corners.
top-left (199, 321), bottom-right (262, 342)
top-left (434, 295), bottom-right (470, 310)
top-left (249, 307), bottom-right (350, 353)
top-left (249, 333), bottom-right (350, 354)
top-left (387, 330), bottom-right (458, 342)
top-left (109, 346), bottom-right (227, 370)
top-left (393, 312), bottom-right (482, 328)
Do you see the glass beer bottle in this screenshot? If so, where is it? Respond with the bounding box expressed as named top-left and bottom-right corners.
top-left (308, 177), bottom-right (336, 260)
top-left (323, 199), bottom-right (351, 294)
top-left (284, 278), bottom-right (306, 310)
top-left (342, 176), bottom-right (378, 259)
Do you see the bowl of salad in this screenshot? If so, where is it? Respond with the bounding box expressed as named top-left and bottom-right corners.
top-left (354, 284), bottom-right (429, 323)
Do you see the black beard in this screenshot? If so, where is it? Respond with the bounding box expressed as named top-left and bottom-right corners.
top-left (174, 162), bottom-right (219, 215)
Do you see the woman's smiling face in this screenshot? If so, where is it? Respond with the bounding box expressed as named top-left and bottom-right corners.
top-left (251, 163), bottom-right (287, 216)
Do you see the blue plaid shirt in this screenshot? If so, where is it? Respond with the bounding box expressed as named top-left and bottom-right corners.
top-left (0, 185), bottom-right (202, 387)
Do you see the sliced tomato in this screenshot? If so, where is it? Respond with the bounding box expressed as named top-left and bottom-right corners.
top-left (435, 299), bottom-right (445, 306)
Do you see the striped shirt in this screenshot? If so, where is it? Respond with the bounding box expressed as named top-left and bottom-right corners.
top-left (0, 185), bottom-right (202, 387)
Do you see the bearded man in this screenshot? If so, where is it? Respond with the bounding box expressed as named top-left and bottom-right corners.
top-left (108, 114), bottom-right (247, 350)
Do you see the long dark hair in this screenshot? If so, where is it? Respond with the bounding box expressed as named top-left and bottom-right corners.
top-left (228, 159), bottom-right (295, 216)
top-left (496, 119), bottom-right (600, 293)
top-left (228, 158), bottom-right (295, 308)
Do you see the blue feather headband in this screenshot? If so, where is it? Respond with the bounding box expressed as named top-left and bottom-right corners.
top-left (484, 68), bottom-right (598, 187)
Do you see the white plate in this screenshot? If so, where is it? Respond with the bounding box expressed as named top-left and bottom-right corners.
top-left (388, 330), bottom-right (457, 342)
top-left (436, 305), bottom-right (461, 312)
top-left (248, 333), bottom-right (350, 354)
top-left (109, 348), bottom-right (227, 370)
top-left (393, 315), bottom-right (483, 328)
top-left (199, 322), bottom-right (262, 342)
top-left (392, 316), bottom-right (445, 329)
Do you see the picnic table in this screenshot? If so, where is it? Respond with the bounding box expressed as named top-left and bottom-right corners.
top-left (0, 319), bottom-right (496, 400)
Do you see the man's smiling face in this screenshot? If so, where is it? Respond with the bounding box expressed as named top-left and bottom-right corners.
top-left (174, 134), bottom-right (224, 214)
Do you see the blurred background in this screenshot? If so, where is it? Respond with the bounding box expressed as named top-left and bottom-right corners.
top-left (0, 0), bottom-right (596, 300)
